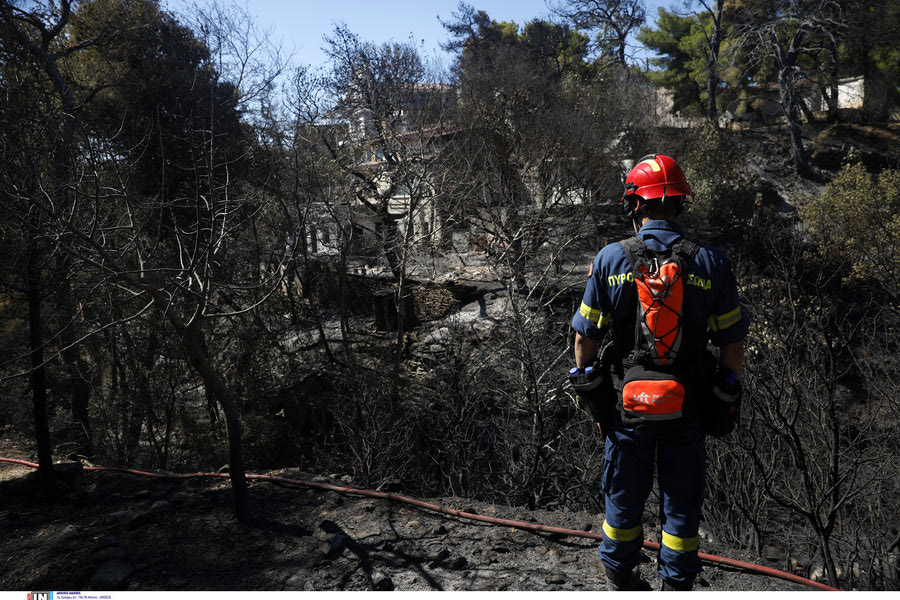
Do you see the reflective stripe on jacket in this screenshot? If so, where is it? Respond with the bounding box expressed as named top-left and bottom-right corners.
top-left (571, 220), bottom-right (748, 348)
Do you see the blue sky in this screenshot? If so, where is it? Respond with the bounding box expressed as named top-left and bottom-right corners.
top-left (165, 0), bottom-right (676, 73)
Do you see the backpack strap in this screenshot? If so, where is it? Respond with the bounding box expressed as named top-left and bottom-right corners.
top-left (619, 236), bottom-right (701, 267)
top-left (670, 238), bottom-right (706, 367)
top-left (609, 237), bottom-right (646, 365)
top-left (672, 238), bottom-right (701, 264)
top-left (618, 235), bottom-right (646, 271)
top-left (617, 235), bottom-right (703, 367)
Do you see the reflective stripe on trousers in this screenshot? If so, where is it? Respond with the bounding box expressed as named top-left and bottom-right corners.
top-left (599, 411), bottom-right (706, 586)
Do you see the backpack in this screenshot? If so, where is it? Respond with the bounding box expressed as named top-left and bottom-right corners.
top-left (617, 236), bottom-right (705, 429)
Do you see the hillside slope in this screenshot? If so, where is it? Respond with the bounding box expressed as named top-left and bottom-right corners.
top-left (0, 441), bottom-right (820, 592)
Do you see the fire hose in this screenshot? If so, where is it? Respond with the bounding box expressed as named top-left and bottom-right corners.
top-left (0, 457), bottom-right (839, 591)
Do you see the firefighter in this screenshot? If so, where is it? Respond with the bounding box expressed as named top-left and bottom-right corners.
top-left (570, 154), bottom-right (748, 591)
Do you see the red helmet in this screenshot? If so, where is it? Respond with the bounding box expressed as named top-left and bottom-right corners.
top-left (621, 154), bottom-right (693, 217)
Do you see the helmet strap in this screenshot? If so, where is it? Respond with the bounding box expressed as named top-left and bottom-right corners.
top-left (621, 183), bottom-right (639, 217)
top-left (660, 186), bottom-right (682, 217)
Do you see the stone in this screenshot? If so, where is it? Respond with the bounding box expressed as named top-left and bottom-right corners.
top-left (370, 570), bottom-right (394, 591)
top-left (150, 500), bottom-right (171, 512)
top-left (429, 548), bottom-right (451, 568)
top-left (354, 527), bottom-right (382, 539)
top-left (763, 544), bottom-right (783, 562)
top-left (324, 492), bottom-right (343, 507)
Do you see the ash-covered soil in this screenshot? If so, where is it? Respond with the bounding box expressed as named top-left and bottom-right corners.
top-left (1, 436), bottom-right (813, 592)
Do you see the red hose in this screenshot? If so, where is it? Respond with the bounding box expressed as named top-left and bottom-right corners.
top-left (0, 457), bottom-right (839, 591)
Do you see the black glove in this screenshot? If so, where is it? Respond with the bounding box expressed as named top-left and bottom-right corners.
top-left (712, 369), bottom-right (742, 406)
top-left (703, 369), bottom-right (742, 437)
top-left (569, 362), bottom-right (615, 437)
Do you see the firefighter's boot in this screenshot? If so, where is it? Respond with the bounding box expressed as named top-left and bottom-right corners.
top-left (661, 578), bottom-right (693, 591)
top-left (605, 567), bottom-right (651, 591)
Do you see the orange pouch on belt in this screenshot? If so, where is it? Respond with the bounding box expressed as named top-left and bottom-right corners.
top-left (622, 364), bottom-right (686, 425)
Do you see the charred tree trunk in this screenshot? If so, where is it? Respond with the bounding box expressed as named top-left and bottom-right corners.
top-left (26, 234), bottom-right (54, 484)
top-left (181, 325), bottom-right (251, 523)
top-left (775, 29), bottom-right (814, 179)
top-left (706, 0), bottom-right (724, 122)
top-left (55, 255), bottom-right (93, 454)
top-left (780, 79), bottom-right (814, 179)
top-left (9, 0), bottom-right (90, 460)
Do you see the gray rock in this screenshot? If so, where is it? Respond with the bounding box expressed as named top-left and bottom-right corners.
top-left (285, 573), bottom-right (306, 589)
top-left (429, 548), bottom-right (451, 568)
top-left (370, 570), bottom-right (394, 591)
top-left (763, 544), bottom-right (783, 562)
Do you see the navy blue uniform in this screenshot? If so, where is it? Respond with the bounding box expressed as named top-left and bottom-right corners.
top-left (571, 220), bottom-right (748, 587)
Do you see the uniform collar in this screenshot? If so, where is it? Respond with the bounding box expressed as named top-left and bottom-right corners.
top-left (637, 220), bottom-right (684, 247)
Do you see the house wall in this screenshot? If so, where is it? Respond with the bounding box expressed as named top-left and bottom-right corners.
top-left (838, 77), bottom-right (865, 110)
